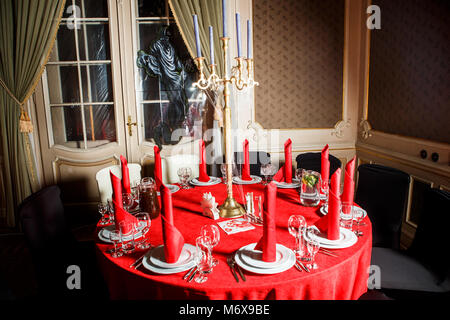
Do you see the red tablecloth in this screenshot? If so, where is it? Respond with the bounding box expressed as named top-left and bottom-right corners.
top-left (96, 182), bottom-right (372, 300)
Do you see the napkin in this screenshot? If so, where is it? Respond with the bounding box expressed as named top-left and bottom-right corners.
top-left (272, 167), bottom-right (284, 182)
top-left (314, 168), bottom-right (341, 240)
top-left (154, 146), bottom-right (162, 189)
top-left (284, 139), bottom-right (292, 183)
top-left (254, 182), bottom-right (277, 262)
top-left (160, 184), bottom-right (185, 263)
top-left (241, 139), bottom-right (252, 181)
top-left (110, 171), bottom-right (123, 210)
top-left (120, 155), bottom-right (131, 194)
top-left (112, 200), bottom-right (139, 234)
top-left (341, 156), bottom-right (356, 213)
top-left (321, 144), bottom-right (330, 188)
top-left (198, 139), bottom-right (210, 182)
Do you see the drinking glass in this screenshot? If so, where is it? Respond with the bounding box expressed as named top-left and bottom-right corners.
top-left (122, 193), bottom-right (134, 212)
top-left (177, 167), bottom-right (193, 189)
top-left (200, 225), bottom-right (220, 266)
top-left (109, 230), bottom-right (123, 258)
top-left (340, 202), bottom-right (354, 230)
top-left (299, 170), bottom-right (322, 207)
top-left (194, 235), bottom-right (213, 283)
top-left (221, 163), bottom-right (237, 184)
top-left (353, 208), bottom-right (364, 237)
top-left (107, 199), bottom-right (115, 224)
top-left (295, 168), bottom-right (303, 181)
top-left (131, 182), bottom-right (140, 203)
top-left (260, 163), bottom-right (276, 185)
top-left (288, 215), bottom-right (307, 259)
top-left (305, 237), bottom-right (320, 270)
top-left (320, 179), bottom-right (330, 206)
top-left (134, 212), bottom-right (152, 249)
top-left (119, 221), bottom-right (136, 254)
top-left (98, 202), bottom-right (109, 225)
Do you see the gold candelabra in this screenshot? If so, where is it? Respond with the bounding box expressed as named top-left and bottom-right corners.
top-left (193, 37), bottom-right (259, 218)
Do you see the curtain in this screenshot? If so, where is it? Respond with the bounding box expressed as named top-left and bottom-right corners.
top-left (168, 0), bottom-right (225, 79)
top-left (0, 0), bottom-right (66, 227)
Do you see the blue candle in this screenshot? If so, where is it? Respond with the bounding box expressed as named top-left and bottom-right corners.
top-left (236, 13), bottom-right (241, 57)
top-left (209, 26), bottom-right (214, 65)
top-left (222, 0), bottom-right (227, 37)
top-left (193, 14), bottom-right (201, 57)
top-left (247, 20), bottom-right (252, 59)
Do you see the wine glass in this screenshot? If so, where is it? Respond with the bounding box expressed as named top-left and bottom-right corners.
top-left (295, 168), bottom-right (303, 181)
top-left (200, 224), bottom-right (220, 266)
top-left (353, 208), bottom-right (364, 237)
top-left (177, 167), bottom-right (193, 189)
top-left (122, 193), bottom-right (134, 212)
top-left (109, 229), bottom-right (123, 258)
top-left (305, 237), bottom-right (320, 270)
top-left (107, 199), bottom-right (115, 224)
top-left (288, 215), bottom-right (307, 259)
top-left (261, 163), bottom-right (276, 185)
top-left (194, 235), bottom-right (213, 283)
top-left (119, 221), bottom-right (136, 254)
top-left (134, 212), bottom-right (152, 249)
top-left (220, 163), bottom-right (238, 184)
top-left (98, 202), bottom-right (109, 225)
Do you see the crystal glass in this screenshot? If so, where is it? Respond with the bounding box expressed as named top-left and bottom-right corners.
top-left (177, 167), bottom-right (193, 189)
top-left (107, 199), bottom-right (115, 224)
top-left (305, 237), bottom-right (320, 270)
top-left (98, 202), bottom-right (109, 225)
top-left (321, 179), bottom-right (330, 206)
top-left (340, 202), bottom-right (354, 230)
top-left (134, 212), bottom-right (152, 249)
top-left (122, 193), bottom-right (134, 212)
top-left (119, 221), bottom-right (136, 254)
top-left (220, 163), bottom-right (237, 184)
top-left (288, 215), bottom-right (307, 259)
top-left (299, 170), bottom-right (322, 207)
top-left (200, 225), bottom-right (220, 267)
top-left (261, 163), bottom-right (276, 185)
top-left (295, 168), bottom-right (303, 180)
top-left (194, 235), bottom-right (213, 283)
top-left (109, 229), bottom-right (123, 258)
top-left (353, 208), bottom-right (364, 237)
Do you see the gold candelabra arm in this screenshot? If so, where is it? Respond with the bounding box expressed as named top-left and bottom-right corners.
top-left (231, 57), bottom-right (246, 90)
top-left (245, 58), bottom-right (259, 88)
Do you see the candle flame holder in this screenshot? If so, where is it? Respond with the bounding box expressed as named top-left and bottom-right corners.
top-left (193, 37), bottom-right (259, 218)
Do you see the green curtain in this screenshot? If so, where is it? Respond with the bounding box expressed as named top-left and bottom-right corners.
top-left (168, 0), bottom-right (225, 79)
top-left (0, 0), bottom-right (66, 227)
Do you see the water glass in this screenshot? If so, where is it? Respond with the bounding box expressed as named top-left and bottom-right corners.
top-left (109, 230), bottom-right (123, 258)
top-left (107, 199), bottom-right (115, 224)
top-left (134, 212), bottom-right (152, 249)
top-left (98, 202), bottom-right (109, 225)
top-left (299, 170), bottom-right (322, 207)
top-left (305, 237), bottom-right (320, 270)
top-left (194, 235), bottom-right (213, 283)
top-left (221, 163), bottom-right (237, 184)
top-left (288, 215), bottom-right (307, 259)
top-left (200, 225), bottom-right (220, 266)
top-left (340, 202), bottom-right (354, 230)
top-left (353, 208), bottom-right (364, 237)
top-left (177, 167), bottom-right (193, 189)
top-left (122, 193), bottom-right (134, 212)
top-left (119, 221), bottom-right (136, 254)
top-left (260, 163), bottom-right (276, 185)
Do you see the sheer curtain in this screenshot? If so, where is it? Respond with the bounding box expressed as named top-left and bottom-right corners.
top-left (0, 0), bottom-right (66, 227)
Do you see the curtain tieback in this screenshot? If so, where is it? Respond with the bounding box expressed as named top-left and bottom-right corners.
top-left (0, 78), bottom-right (33, 133)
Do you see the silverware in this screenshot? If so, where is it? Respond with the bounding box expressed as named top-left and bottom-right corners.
top-left (318, 249), bottom-right (338, 257)
top-left (296, 259), bottom-right (310, 272)
top-left (320, 248), bottom-right (337, 254)
top-left (294, 262), bottom-right (303, 272)
top-left (188, 268), bottom-right (198, 282)
top-left (232, 256), bottom-right (246, 281)
top-left (227, 256), bottom-right (240, 282)
top-left (183, 266), bottom-right (197, 280)
top-left (129, 250), bottom-right (150, 268)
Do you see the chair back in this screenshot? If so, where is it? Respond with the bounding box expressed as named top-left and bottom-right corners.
top-left (408, 188), bottom-right (450, 283)
top-left (161, 154), bottom-right (199, 184)
top-left (95, 163), bottom-right (142, 203)
top-left (355, 164), bottom-right (410, 249)
top-left (295, 152), bottom-right (342, 177)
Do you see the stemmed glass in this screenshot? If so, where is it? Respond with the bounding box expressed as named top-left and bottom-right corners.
top-left (177, 167), bottom-right (193, 189)
top-left (109, 229), bottom-right (123, 258)
top-left (98, 202), bottom-right (109, 225)
top-left (288, 215), bottom-right (307, 259)
top-left (193, 235), bottom-right (213, 283)
top-left (220, 163), bottom-right (238, 184)
top-left (119, 221), bottom-right (136, 254)
top-left (122, 193), bottom-right (134, 212)
top-left (295, 168), bottom-right (303, 181)
top-left (305, 237), bottom-right (320, 270)
top-left (200, 224), bottom-right (220, 267)
top-left (107, 199), bottom-right (115, 224)
top-left (261, 163), bottom-right (276, 185)
top-left (134, 212), bottom-right (152, 249)
top-left (353, 209), bottom-right (364, 237)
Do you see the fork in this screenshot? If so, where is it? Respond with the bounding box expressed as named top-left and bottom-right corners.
top-left (227, 256), bottom-right (240, 282)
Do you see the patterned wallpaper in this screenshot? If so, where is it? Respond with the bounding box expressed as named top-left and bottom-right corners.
top-left (368, 0), bottom-right (450, 144)
top-left (253, 0), bottom-right (345, 129)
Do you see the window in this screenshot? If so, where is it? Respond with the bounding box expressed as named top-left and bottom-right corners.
top-left (45, 0), bottom-right (116, 149)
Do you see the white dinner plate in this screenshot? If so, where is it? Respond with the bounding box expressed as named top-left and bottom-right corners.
top-left (142, 244), bottom-right (196, 274)
top-left (234, 243), bottom-right (296, 275)
top-left (238, 243), bottom-right (292, 269)
top-left (319, 204), bottom-right (367, 220)
top-left (232, 175), bottom-right (262, 185)
top-left (98, 224), bottom-right (143, 243)
top-left (166, 184), bottom-right (180, 193)
top-left (305, 226), bottom-right (358, 249)
top-left (190, 176), bottom-right (222, 186)
top-left (273, 178), bottom-right (301, 189)
top-left (149, 244), bottom-right (194, 269)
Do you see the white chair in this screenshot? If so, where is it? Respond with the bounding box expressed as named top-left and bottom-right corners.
top-left (161, 154), bottom-right (200, 184)
top-left (95, 164), bottom-right (142, 203)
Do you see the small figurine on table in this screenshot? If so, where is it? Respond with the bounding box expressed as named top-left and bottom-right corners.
top-left (200, 192), bottom-right (220, 220)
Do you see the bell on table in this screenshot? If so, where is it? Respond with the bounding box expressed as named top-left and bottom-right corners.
top-left (299, 170), bottom-right (321, 207)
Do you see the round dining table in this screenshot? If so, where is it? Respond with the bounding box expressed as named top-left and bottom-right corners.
top-left (95, 181), bottom-right (372, 300)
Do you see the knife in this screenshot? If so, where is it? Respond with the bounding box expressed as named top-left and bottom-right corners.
top-left (188, 269), bottom-right (198, 282)
top-left (297, 260), bottom-right (310, 273)
top-left (227, 257), bottom-right (239, 282)
top-left (183, 266), bottom-right (197, 280)
top-left (294, 262), bottom-right (303, 272)
top-left (235, 264), bottom-right (246, 281)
